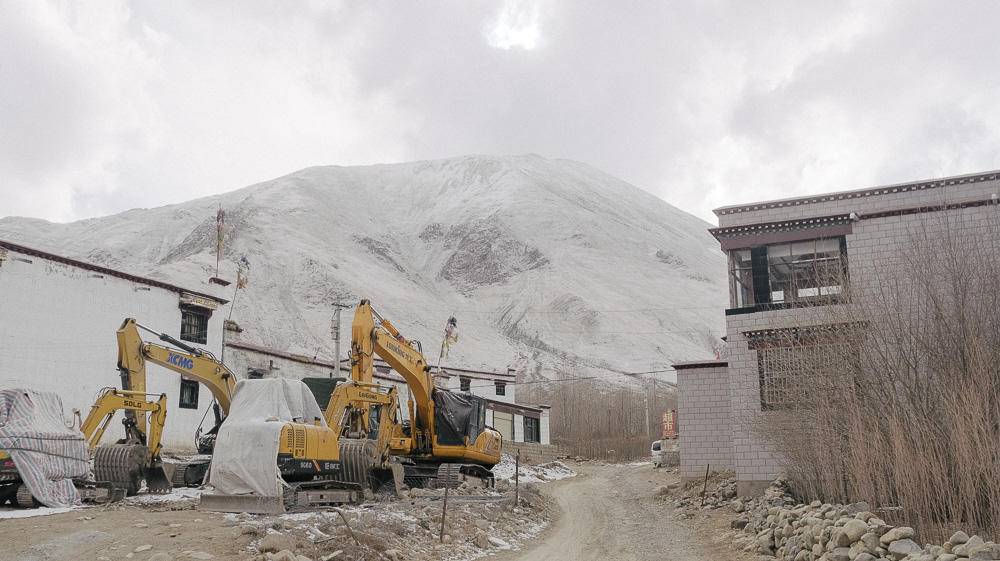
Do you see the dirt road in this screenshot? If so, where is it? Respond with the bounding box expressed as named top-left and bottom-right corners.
top-left (494, 462), bottom-right (747, 561)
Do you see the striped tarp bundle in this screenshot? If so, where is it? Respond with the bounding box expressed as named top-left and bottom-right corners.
top-left (0, 389), bottom-right (89, 508)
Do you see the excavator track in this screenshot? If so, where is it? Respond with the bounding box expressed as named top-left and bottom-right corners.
top-left (93, 444), bottom-right (146, 496)
top-left (15, 484), bottom-right (36, 508)
top-left (169, 460), bottom-right (210, 487)
top-left (435, 463), bottom-right (463, 489)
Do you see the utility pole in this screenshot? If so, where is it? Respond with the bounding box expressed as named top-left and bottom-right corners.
top-left (331, 303), bottom-right (351, 378)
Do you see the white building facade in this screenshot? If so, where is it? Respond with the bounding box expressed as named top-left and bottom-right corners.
top-left (0, 240), bottom-right (228, 449)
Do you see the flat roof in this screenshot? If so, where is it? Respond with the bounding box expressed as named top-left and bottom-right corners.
top-left (225, 340), bottom-right (339, 368)
top-left (1, 239), bottom-right (228, 304)
top-left (713, 169), bottom-right (1000, 217)
top-left (225, 341), bottom-right (515, 380)
top-left (672, 360), bottom-right (728, 370)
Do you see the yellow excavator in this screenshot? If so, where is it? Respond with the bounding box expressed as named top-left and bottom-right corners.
top-left (347, 299), bottom-right (502, 487)
top-left (77, 387), bottom-right (171, 495)
top-left (115, 317), bottom-right (237, 485)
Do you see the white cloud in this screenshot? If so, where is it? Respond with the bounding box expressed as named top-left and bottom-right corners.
top-left (2, 1), bottom-right (1000, 224)
top-left (486, 0), bottom-right (542, 51)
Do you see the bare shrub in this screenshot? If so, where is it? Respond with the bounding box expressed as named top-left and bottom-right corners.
top-left (751, 210), bottom-right (1000, 541)
top-left (520, 378), bottom-right (676, 461)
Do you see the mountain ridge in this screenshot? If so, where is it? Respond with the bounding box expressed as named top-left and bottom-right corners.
top-left (0, 154), bottom-right (726, 383)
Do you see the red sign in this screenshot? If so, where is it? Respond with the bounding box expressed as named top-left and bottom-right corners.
top-left (662, 410), bottom-right (678, 439)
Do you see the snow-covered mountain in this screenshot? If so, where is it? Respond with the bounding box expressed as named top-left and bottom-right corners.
top-left (0, 155), bottom-right (726, 383)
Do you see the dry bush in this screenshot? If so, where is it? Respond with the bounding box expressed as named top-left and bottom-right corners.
top-left (752, 211), bottom-right (1000, 541)
top-left (521, 378), bottom-right (676, 461)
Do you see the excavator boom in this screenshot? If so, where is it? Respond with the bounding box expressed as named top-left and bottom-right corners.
top-left (116, 318), bottom-right (236, 438)
top-left (348, 299), bottom-right (502, 485)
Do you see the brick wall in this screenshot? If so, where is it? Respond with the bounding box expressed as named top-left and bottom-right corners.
top-left (501, 441), bottom-right (568, 464)
top-left (675, 362), bottom-right (734, 480)
top-left (714, 171), bottom-right (1000, 495)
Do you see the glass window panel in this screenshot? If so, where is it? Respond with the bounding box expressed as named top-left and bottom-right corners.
top-left (815, 238), bottom-right (841, 253)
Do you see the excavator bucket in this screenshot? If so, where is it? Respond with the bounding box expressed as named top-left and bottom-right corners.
top-left (143, 462), bottom-right (172, 494)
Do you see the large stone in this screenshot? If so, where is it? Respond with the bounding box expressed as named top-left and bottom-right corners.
top-left (969, 542), bottom-right (1000, 560)
top-left (844, 502), bottom-right (871, 515)
top-left (880, 527), bottom-right (916, 545)
top-left (937, 555), bottom-right (958, 561)
top-left (474, 530), bottom-right (489, 549)
top-left (860, 532), bottom-right (880, 553)
top-left (842, 519), bottom-right (869, 543)
top-left (854, 554), bottom-right (876, 561)
top-left (948, 531), bottom-right (970, 545)
top-left (887, 539), bottom-right (921, 560)
top-left (829, 546), bottom-right (851, 561)
top-left (953, 536), bottom-right (985, 557)
top-left (259, 533), bottom-right (295, 554)
top-left (271, 551), bottom-right (297, 561)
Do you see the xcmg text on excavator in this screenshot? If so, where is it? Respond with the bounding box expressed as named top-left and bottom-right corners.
top-left (116, 317), bottom-right (238, 486)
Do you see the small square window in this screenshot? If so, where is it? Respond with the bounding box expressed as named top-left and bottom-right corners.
top-left (495, 381), bottom-right (506, 396)
top-left (523, 416), bottom-right (540, 443)
top-left (180, 306), bottom-right (209, 345)
top-left (460, 377), bottom-right (471, 392)
top-left (179, 378), bottom-right (199, 409)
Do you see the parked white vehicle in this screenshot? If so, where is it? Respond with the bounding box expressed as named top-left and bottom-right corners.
top-left (651, 440), bottom-right (665, 468)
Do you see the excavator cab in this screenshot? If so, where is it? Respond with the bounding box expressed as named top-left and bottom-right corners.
top-left (432, 390), bottom-right (489, 446)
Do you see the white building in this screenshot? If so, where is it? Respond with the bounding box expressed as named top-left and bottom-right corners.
top-left (0, 240), bottom-right (228, 449)
top-left (224, 338), bottom-right (550, 446)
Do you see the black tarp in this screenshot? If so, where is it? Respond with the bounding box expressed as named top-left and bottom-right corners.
top-left (302, 377), bottom-right (345, 411)
top-left (433, 390), bottom-right (484, 446)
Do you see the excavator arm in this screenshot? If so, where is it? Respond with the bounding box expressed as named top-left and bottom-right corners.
top-left (79, 388), bottom-right (167, 459)
top-left (116, 318), bottom-right (236, 437)
top-left (350, 300), bottom-right (436, 442)
top-left (77, 387), bottom-right (172, 495)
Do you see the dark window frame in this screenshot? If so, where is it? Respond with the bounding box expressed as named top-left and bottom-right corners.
top-left (179, 378), bottom-right (199, 409)
top-left (523, 416), bottom-right (540, 443)
top-left (728, 236), bottom-right (848, 313)
top-left (460, 377), bottom-right (471, 392)
top-left (180, 306), bottom-right (209, 345)
top-left (495, 381), bottom-right (506, 396)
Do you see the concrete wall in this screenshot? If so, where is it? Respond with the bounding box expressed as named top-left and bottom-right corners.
top-left (715, 172), bottom-right (1000, 495)
top-left (223, 346), bottom-right (339, 381)
top-left (437, 372), bottom-right (516, 405)
top-left (501, 441), bottom-right (567, 464)
top-left (0, 252), bottom-right (225, 449)
top-left (675, 363), bottom-right (734, 480)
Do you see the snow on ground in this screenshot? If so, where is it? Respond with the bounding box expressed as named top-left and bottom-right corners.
top-left (0, 506), bottom-right (79, 519)
top-left (491, 454), bottom-right (576, 484)
top-left (123, 487), bottom-right (203, 504)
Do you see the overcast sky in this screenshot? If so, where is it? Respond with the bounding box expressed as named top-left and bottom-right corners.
top-left (3, 1), bottom-right (1000, 224)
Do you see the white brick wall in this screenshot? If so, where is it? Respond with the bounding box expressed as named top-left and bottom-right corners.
top-left (676, 364), bottom-right (734, 479)
top-left (716, 175), bottom-right (1000, 494)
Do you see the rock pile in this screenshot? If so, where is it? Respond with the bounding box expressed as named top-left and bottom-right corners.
top-left (729, 480), bottom-right (1000, 561)
top-left (667, 470), bottom-right (737, 510)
